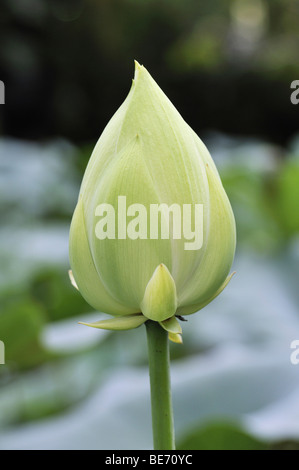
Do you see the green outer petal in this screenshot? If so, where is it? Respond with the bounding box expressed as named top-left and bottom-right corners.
top-left (160, 316), bottom-right (182, 334)
top-left (177, 271), bottom-right (236, 316)
top-left (78, 314), bottom-right (147, 331)
top-left (89, 136), bottom-right (173, 308)
top-left (191, 130), bottom-right (222, 181)
top-left (116, 62), bottom-right (210, 292)
top-left (69, 198), bottom-right (138, 316)
top-left (177, 162), bottom-right (236, 308)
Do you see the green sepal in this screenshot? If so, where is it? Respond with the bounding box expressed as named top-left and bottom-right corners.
top-left (159, 316), bottom-right (182, 334)
top-left (78, 313), bottom-right (147, 331)
top-left (168, 332), bottom-right (183, 344)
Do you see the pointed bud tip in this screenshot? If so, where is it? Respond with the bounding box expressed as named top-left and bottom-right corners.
top-left (134, 60), bottom-right (143, 78)
top-left (134, 59), bottom-right (142, 69)
top-left (133, 60), bottom-right (150, 83)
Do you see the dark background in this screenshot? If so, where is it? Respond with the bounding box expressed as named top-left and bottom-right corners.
top-left (0, 0), bottom-right (298, 145)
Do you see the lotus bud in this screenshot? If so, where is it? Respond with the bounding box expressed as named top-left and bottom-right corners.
top-left (69, 61), bottom-right (236, 341)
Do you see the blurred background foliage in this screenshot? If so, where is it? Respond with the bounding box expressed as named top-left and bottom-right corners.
top-left (1, 0), bottom-right (299, 144)
top-left (0, 0), bottom-right (299, 450)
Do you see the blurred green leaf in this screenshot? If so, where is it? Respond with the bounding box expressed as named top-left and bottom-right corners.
top-left (0, 296), bottom-right (51, 369)
top-left (275, 159), bottom-right (299, 236)
top-left (30, 269), bottom-right (91, 322)
top-left (177, 421), bottom-right (266, 450)
top-left (221, 167), bottom-right (282, 253)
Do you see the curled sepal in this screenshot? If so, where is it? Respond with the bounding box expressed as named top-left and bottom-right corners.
top-left (68, 270), bottom-right (79, 290)
top-left (168, 332), bottom-right (183, 344)
top-left (141, 264), bottom-right (178, 322)
top-left (160, 316), bottom-right (182, 334)
top-left (78, 313), bottom-right (147, 331)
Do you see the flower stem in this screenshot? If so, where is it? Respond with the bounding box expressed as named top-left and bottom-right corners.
top-left (146, 320), bottom-right (175, 450)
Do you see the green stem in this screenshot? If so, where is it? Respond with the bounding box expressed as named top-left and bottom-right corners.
top-left (146, 320), bottom-right (175, 450)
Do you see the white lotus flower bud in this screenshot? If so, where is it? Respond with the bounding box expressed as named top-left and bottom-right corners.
top-left (69, 61), bottom-right (236, 340)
